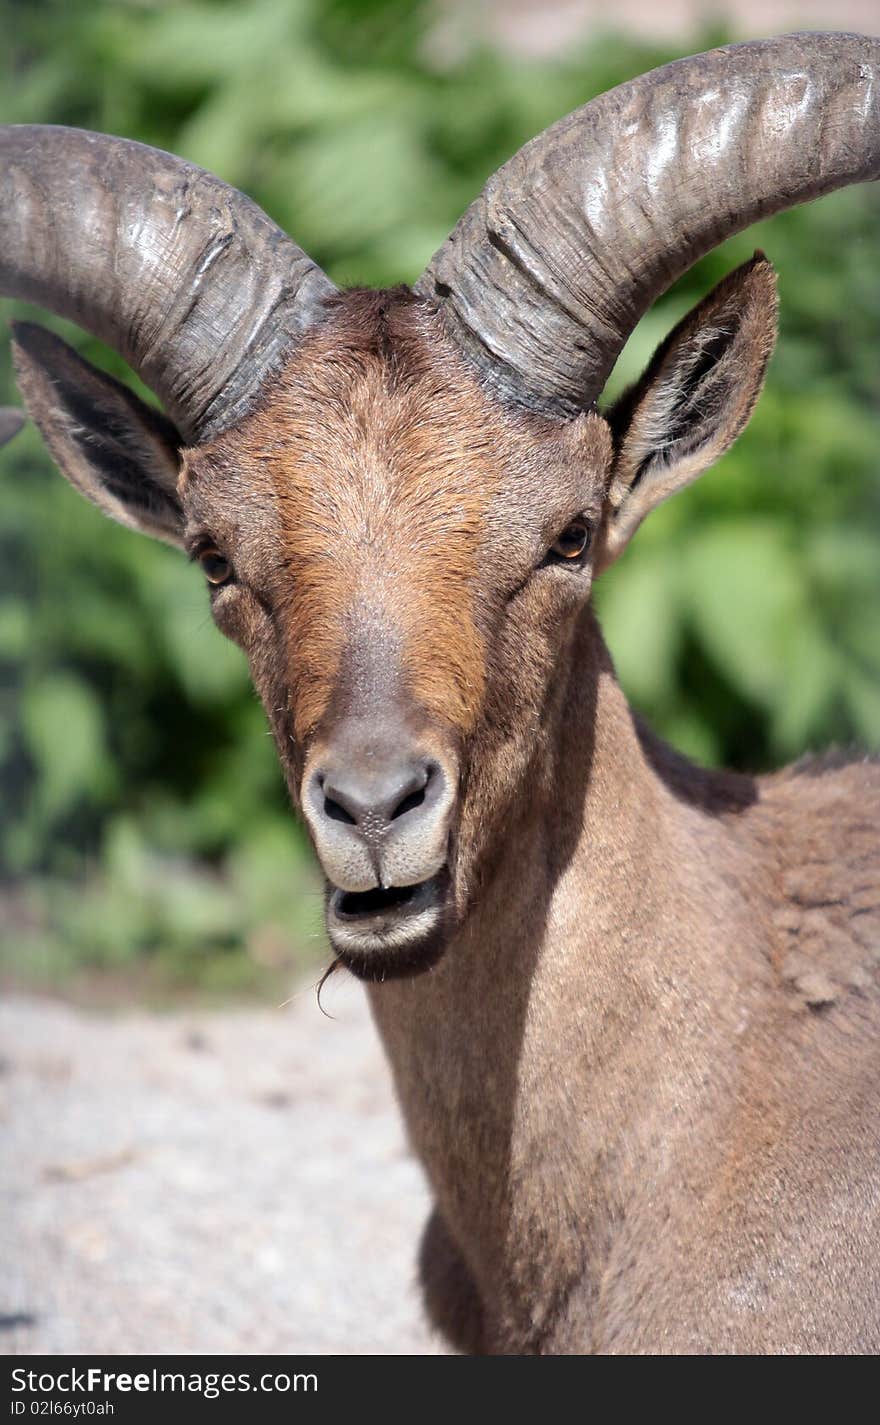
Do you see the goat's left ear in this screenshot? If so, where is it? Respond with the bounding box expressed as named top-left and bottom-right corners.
top-left (596, 255), bottom-right (777, 572)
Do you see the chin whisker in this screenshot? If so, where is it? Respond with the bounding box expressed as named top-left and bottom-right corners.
top-left (315, 958), bottom-right (345, 1017)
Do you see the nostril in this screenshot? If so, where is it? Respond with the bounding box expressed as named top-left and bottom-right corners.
top-left (323, 794), bottom-right (357, 826)
top-left (317, 774), bottom-right (360, 826)
top-left (311, 758), bottom-right (445, 835)
top-left (390, 760), bottom-right (440, 821)
top-left (392, 786), bottom-right (426, 820)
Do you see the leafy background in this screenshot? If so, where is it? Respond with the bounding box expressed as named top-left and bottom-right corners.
top-left (1, 0), bottom-right (878, 999)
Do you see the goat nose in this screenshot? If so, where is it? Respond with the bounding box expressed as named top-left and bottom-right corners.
top-left (318, 760), bottom-right (434, 838)
top-left (302, 747), bottom-right (455, 894)
top-left (302, 727), bottom-right (457, 893)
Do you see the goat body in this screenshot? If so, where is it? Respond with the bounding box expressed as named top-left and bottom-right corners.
top-left (374, 621), bottom-right (880, 1352)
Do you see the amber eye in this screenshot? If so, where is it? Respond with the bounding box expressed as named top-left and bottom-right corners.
top-left (548, 520), bottom-right (591, 562)
top-left (199, 548), bottom-right (233, 586)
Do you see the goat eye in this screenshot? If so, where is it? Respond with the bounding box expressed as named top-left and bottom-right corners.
top-left (199, 548), bottom-right (233, 585)
top-left (548, 520), bottom-right (591, 562)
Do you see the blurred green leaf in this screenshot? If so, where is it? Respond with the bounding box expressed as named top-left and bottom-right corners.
top-left (682, 520), bottom-right (805, 709)
top-left (21, 672), bottom-right (108, 821)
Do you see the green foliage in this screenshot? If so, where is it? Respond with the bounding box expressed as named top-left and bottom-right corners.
top-left (0, 1), bottom-right (878, 993)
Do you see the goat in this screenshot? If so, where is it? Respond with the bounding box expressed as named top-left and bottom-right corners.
top-left (2, 32), bottom-right (879, 1353)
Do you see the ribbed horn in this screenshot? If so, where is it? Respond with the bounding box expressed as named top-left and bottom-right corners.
top-left (0, 126), bottom-right (337, 442)
top-left (415, 32), bottom-right (880, 416)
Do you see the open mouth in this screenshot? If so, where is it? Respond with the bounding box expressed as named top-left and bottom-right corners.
top-left (326, 872), bottom-right (449, 979)
top-left (332, 878), bottom-right (439, 921)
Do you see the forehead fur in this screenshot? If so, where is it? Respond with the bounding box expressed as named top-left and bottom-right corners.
top-left (184, 288), bottom-right (612, 743)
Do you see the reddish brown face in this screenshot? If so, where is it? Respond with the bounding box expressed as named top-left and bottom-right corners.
top-left (179, 291), bottom-right (613, 977)
top-left (11, 250), bottom-right (777, 981)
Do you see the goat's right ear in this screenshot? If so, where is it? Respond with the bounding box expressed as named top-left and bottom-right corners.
top-left (10, 321), bottom-right (185, 547)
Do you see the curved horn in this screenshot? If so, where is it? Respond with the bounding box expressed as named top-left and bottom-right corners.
top-left (0, 126), bottom-right (336, 441)
top-left (415, 32), bottom-right (880, 416)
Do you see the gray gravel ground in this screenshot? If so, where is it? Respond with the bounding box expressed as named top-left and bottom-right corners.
top-left (0, 979), bottom-right (444, 1355)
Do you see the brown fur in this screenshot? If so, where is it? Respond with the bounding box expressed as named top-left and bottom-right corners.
top-left (12, 261), bottom-right (879, 1353)
top-left (373, 641), bottom-right (880, 1353)
top-left (180, 288), bottom-right (612, 834)
top-left (188, 291), bottom-right (501, 745)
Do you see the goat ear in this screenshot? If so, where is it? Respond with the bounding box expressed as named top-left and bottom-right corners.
top-left (597, 255), bottom-right (777, 571)
top-left (10, 321), bottom-right (185, 547)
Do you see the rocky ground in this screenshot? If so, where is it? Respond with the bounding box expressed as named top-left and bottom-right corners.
top-left (0, 979), bottom-right (443, 1355)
